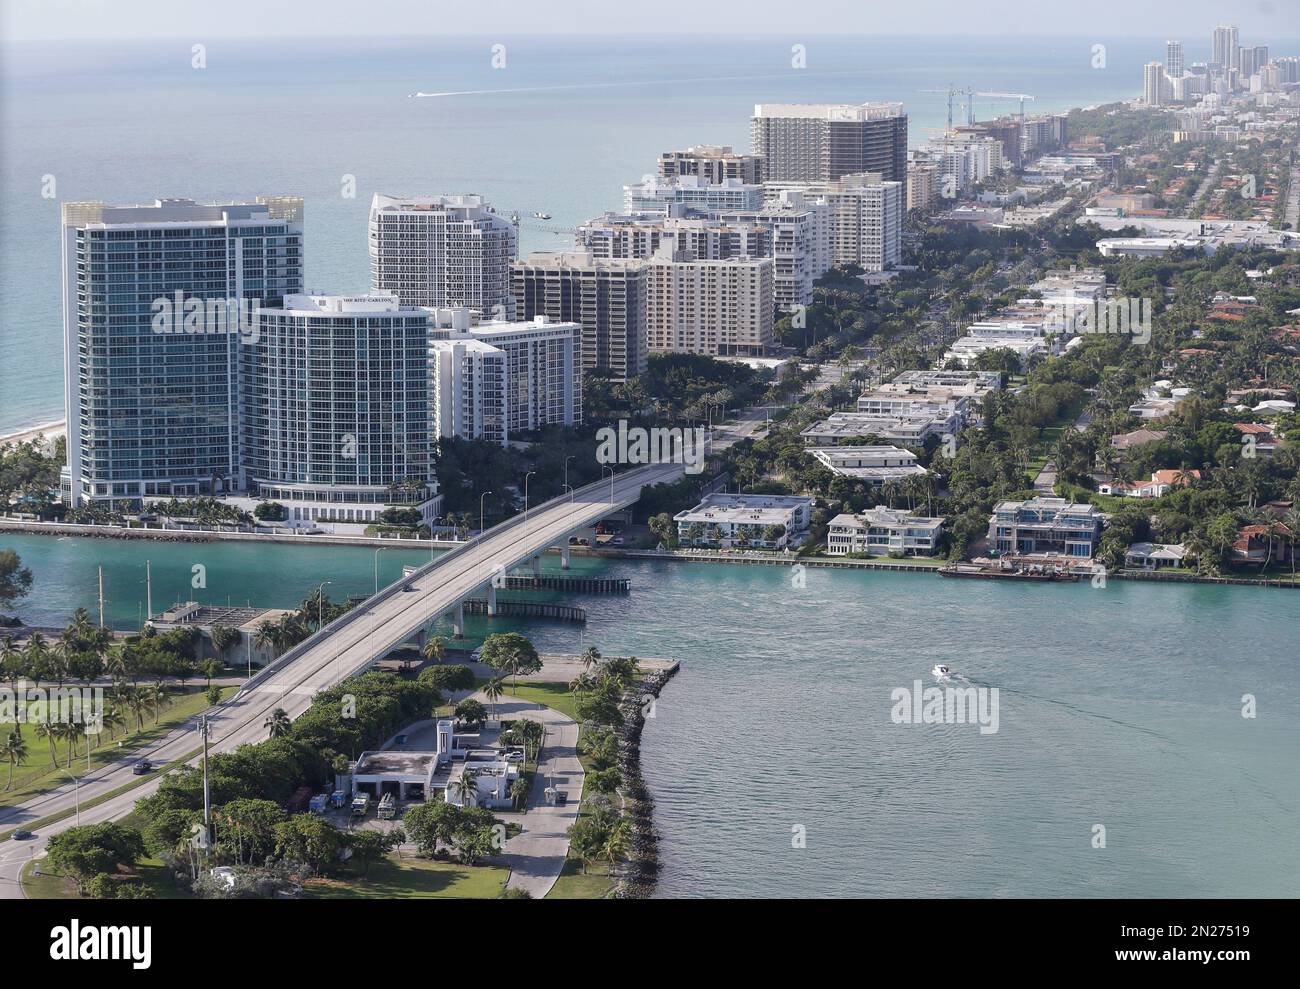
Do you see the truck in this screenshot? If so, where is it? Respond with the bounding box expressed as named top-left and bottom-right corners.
top-left (350, 793), bottom-right (371, 817)
top-left (308, 793), bottom-right (329, 815)
top-left (377, 792), bottom-right (396, 820)
top-left (330, 790), bottom-right (348, 809)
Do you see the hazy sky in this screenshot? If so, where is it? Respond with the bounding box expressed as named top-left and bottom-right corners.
top-left (3, 0), bottom-right (1297, 42)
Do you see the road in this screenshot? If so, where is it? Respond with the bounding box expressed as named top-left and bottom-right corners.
top-left (0, 461), bottom-right (683, 898)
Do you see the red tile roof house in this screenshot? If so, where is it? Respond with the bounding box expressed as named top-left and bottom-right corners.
top-left (1234, 423), bottom-right (1279, 458)
top-left (1098, 469), bottom-right (1200, 498)
top-left (1231, 523), bottom-right (1293, 564)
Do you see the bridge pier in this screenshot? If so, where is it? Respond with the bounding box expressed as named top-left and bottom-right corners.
top-left (487, 583), bottom-right (497, 617)
top-left (451, 603), bottom-right (464, 639)
top-left (561, 543), bottom-right (570, 570)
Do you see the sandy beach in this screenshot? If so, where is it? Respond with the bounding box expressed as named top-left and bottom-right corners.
top-left (0, 419), bottom-right (65, 446)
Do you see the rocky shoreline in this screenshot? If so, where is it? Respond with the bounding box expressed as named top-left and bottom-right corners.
top-left (612, 662), bottom-right (680, 899)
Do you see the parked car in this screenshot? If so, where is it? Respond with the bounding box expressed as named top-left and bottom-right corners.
top-left (555, 790), bottom-right (568, 806)
top-left (132, 760), bottom-right (153, 775)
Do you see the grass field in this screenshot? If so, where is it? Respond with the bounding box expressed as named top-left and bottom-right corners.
top-left (306, 854), bottom-right (507, 898)
top-left (547, 858), bottom-right (614, 899)
top-left (22, 855), bottom-right (187, 899)
top-left (502, 680), bottom-right (579, 721)
top-left (1, 686), bottom-right (232, 807)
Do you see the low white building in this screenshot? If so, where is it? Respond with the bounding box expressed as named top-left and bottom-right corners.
top-left (1124, 542), bottom-right (1188, 569)
top-left (807, 446), bottom-right (926, 484)
top-left (673, 493), bottom-right (814, 548)
top-left (801, 410), bottom-right (958, 447)
top-left (826, 507), bottom-right (945, 556)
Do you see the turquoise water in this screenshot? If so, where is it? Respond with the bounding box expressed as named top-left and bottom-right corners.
top-left (3, 532), bottom-right (1297, 897)
top-left (0, 33), bottom-right (1199, 432)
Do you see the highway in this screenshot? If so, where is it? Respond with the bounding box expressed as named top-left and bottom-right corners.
top-left (0, 460), bottom-right (684, 897)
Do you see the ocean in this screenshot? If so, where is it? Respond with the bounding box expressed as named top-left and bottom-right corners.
top-left (0, 31), bottom-right (1203, 432)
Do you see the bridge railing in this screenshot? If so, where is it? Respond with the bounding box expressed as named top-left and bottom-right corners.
top-left (239, 465), bottom-right (658, 693)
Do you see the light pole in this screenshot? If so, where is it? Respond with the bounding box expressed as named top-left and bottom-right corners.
top-left (315, 580), bottom-right (331, 632)
top-left (373, 547), bottom-right (390, 597)
top-left (523, 470), bottom-right (537, 556)
top-left (479, 490), bottom-right (492, 540)
top-left (72, 775), bottom-right (80, 825)
top-left (602, 465), bottom-right (615, 506)
top-left (198, 714), bottom-right (211, 858)
top-left (563, 455), bottom-right (574, 492)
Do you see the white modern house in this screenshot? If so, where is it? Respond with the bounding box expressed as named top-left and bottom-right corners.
top-left (801, 410), bottom-right (956, 447)
top-left (826, 507), bottom-right (945, 556)
top-left (673, 493), bottom-right (814, 548)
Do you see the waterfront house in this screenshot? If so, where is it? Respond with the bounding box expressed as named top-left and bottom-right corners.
top-left (987, 497), bottom-right (1103, 560)
top-left (1124, 542), bottom-right (1188, 569)
top-left (1231, 523), bottom-right (1293, 565)
top-left (826, 507), bottom-right (945, 557)
top-left (673, 493), bottom-right (814, 549)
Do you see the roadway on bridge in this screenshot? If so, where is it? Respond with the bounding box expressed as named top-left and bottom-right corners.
top-left (0, 460), bottom-right (684, 897)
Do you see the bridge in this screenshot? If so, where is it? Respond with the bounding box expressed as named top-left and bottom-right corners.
top-left (0, 461), bottom-right (684, 888)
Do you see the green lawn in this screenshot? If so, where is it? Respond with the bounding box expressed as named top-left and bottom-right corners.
top-left (503, 680), bottom-right (579, 721)
top-left (22, 855), bottom-right (187, 899)
top-left (306, 853), bottom-right (507, 898)
top-left (1, 686), bottom-right (232, 807)
top-left (547, 858), bottom-right (614, 899)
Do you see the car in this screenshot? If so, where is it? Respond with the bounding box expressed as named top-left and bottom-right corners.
top-left (470, 647), bottom-right (484, 661)
top-left (132, 760), bottom-right (153, 775)
top-left (12, 829), bottom-right (34, 840)
top-left (554, 791), bottom-right (568, 806)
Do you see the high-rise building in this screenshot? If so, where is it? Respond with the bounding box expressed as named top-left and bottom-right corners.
top-left (954, 117), bottom-right (1023, 167)
top-left (622, 175), bottom-right (763, 215)
top-left (60, 197), bottom-right (304, 507)
top-left (1143, 62), bottom-right (1166, 106)
top-left (512, 252), bottom-right (648, 381)
top-left (368, 193), bottom-right (516, 318)
top-left (707, 193), bottom-right (832, 310)
top-left (429, 312), bottom-right (582, 445)
top-left (579, 213), bottom-right (770, 263)
top-left (1213, 24), bottom-right (1239, 70)
top-left (431, 311), bottom-right (579, 444)
top-left (751, 102), bottom-right (908, 184)
top-left (764, 172), bottom-right (902, 272)
top-left (658, 145), bottom-right (762, 185)
top-left (907, 159), bottom-right (940, 212)
top-left (646, 250), bottom-right (774, 358)
top-left (1165, 40), bottom-right (1184, 79)
top-left (240, 293), bottom-right (440, 526)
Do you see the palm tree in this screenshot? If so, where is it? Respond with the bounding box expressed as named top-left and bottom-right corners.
top-left (145, 683), bottom-right (170, 724)
top-left (99, 706), bottom-right (125, 742)
top-left (0, 635), bottom-right (27, 739)
top-left (600, 818), bottom-right (631, 868)
top-left (263, 707), bottom-right (290, 739)
top-left (35, 720), bottom-right (58, 765)
top-left (483, 678), bottom-right (504, 720)
top-left (450, 768), bottom-right (478, 807)
top-left (4, 731), bottom-right (28, 790)
top-left (252, 621), bottom-right (278, 658)
top-left (124, 686), bottom-right (148, 732)
top-left (422, 635), bottom-right (446, 665)
top-left (509, 777), bottom-right (530, 808)
top-left (579, 646), bottom-right (601, 674)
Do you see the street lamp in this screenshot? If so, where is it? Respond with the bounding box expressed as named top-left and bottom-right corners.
top-left (602, 465), bottom-right (615, 506)
top-left (315, 580), bottom-right (332, 632)
top-left (523, 470), bottom-right (537, 555)
top-left (563, 455), bottom-right (574, 492)
top-left (479, 490), bottom-right (492, 540)
top-left (373, 547), bottom-right (390, 597)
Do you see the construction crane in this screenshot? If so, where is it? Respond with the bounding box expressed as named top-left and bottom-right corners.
top-left (920, 85), bottom-right (975, 132)
top-left (975, 91), bottom-right (1036, 130)
top-left (507, 211), bottom-right (579, 239)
